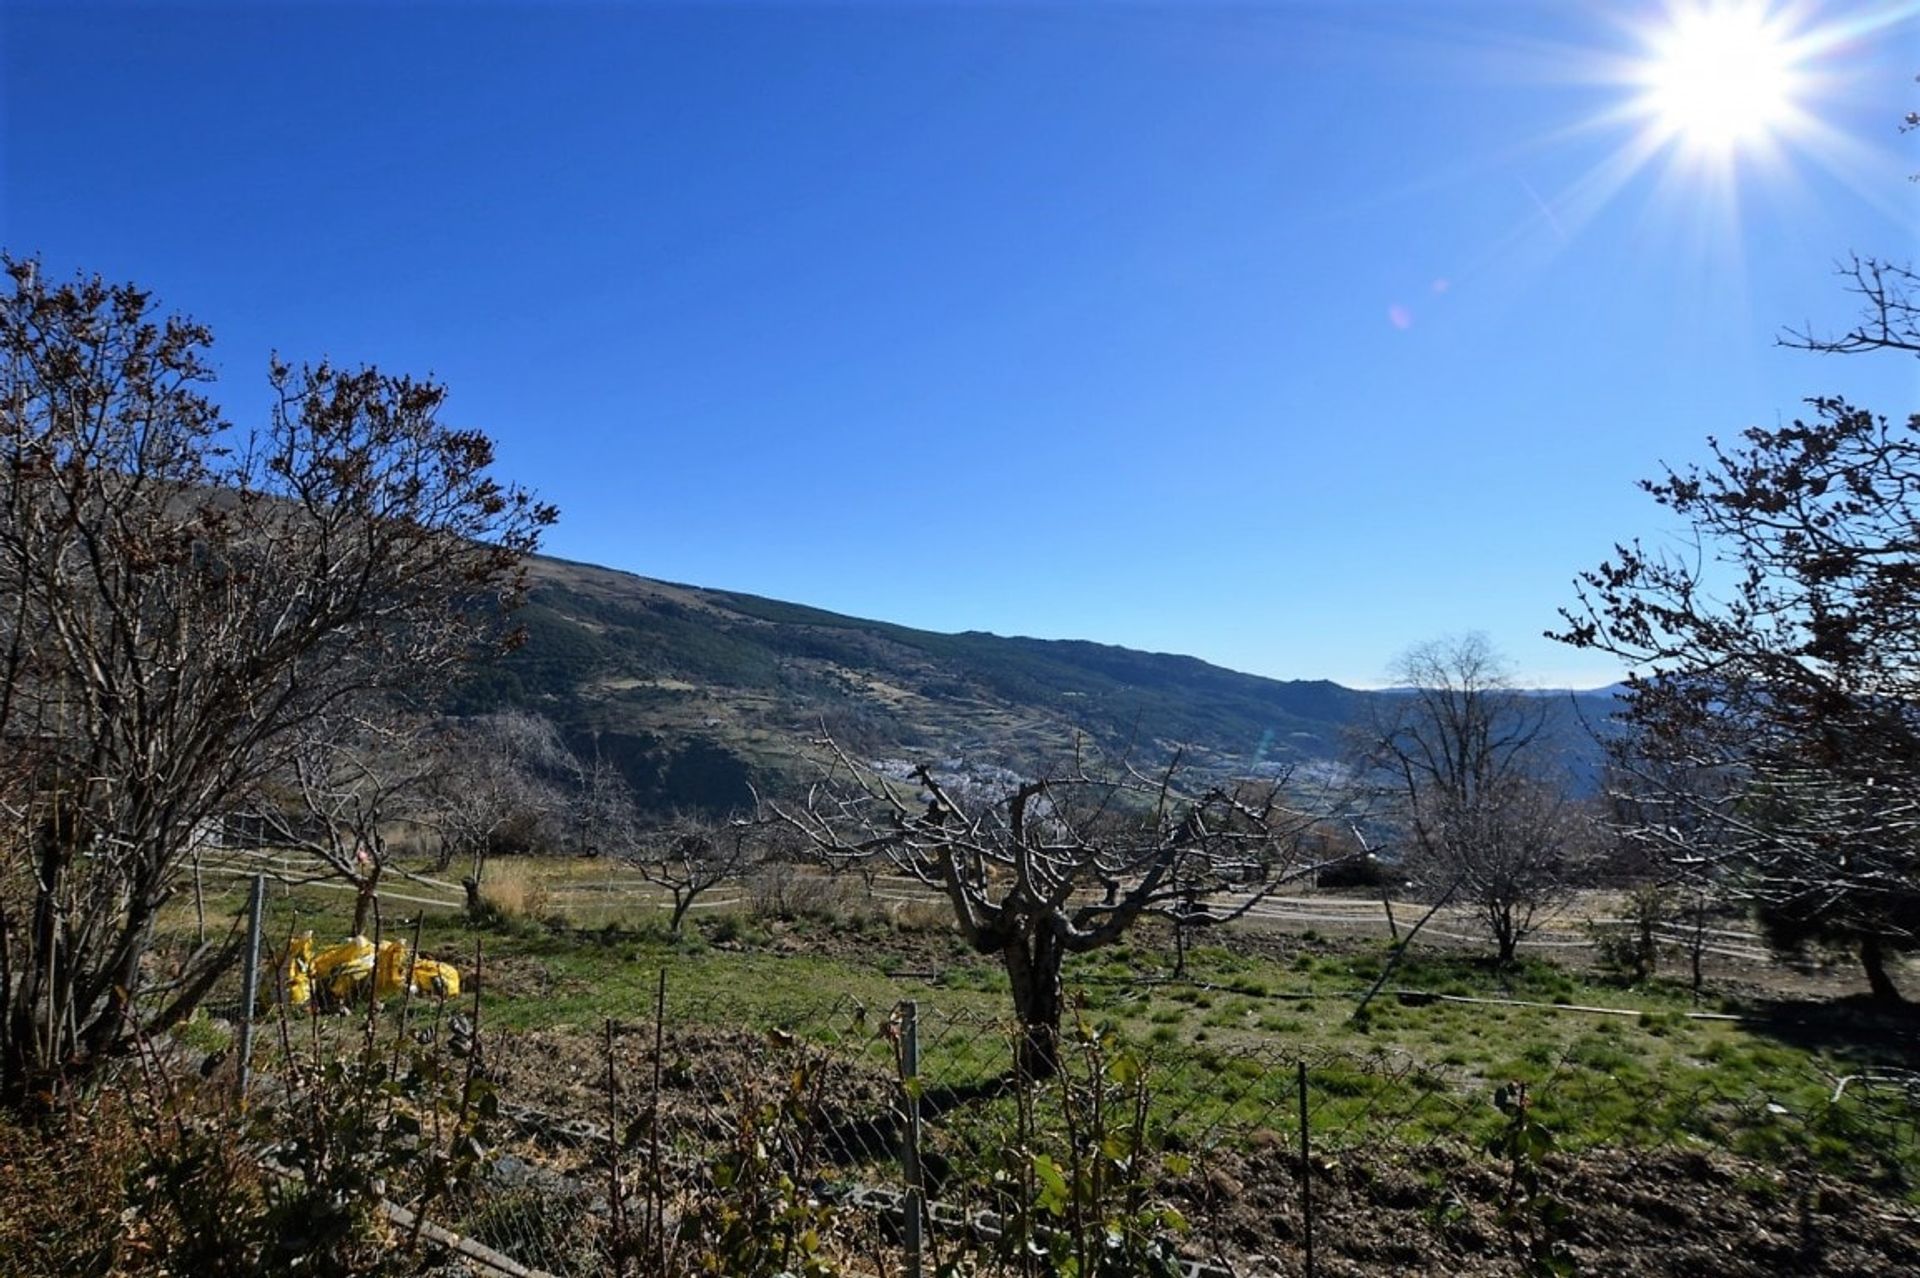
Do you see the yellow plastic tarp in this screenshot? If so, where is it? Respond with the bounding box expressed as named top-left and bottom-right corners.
top-left (312, 935), bottom-right (376, 1002)
top-left (408, 958), bottom-right (461, 999)
top-left (373, 939), bottom-right (410, 1000)
top-left (282, 934), bottom-right (460, 1006)
top-left (282, 932), bottom-right (316, 1007)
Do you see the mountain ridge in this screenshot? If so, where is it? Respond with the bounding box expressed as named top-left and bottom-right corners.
top-left (453, 554), bottom-right (1614, 814)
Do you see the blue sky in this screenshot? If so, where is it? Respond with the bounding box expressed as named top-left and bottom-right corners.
top-left (5, 1), bottom-right (1918, 687)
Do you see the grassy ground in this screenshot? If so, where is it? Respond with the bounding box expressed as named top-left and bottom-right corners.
top-left (161, 855), bottom-right (1918, 1200)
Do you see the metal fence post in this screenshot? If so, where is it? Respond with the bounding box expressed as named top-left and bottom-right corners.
top-left (1298, 1059), bottom-right (1315, 1278)
top-left (605, 1016), bottom-right (627, 1278)
top-left (900, 999), bottom-right (923, 1278)
top-left (236, 872), bottom-right (266, 1103)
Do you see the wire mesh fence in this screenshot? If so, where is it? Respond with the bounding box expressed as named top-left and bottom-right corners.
top-left (155, 877), bottom-right (1916, 1276)
top-left (344, 977), bottom-right (1917, 1278)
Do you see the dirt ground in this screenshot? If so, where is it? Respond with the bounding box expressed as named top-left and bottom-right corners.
top-left (1174, 1141), bottom-right (1920, 1277)
top-left (471, 1014), bottom-right (1919, 1278)
top-left (457, 894), bottom-right (1917, 1277)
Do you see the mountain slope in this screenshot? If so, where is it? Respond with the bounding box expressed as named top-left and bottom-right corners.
top-left (450, 555), bottom-right (1610, 814)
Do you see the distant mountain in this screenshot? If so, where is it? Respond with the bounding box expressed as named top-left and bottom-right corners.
top-left (450, 555), bottom-right (1619, 815)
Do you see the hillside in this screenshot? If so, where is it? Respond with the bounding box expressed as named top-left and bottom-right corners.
top-left (449, 555), bottom-right (1612, 814)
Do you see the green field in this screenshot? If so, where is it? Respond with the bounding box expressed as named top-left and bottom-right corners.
top-left (168, 855), bottom-right (1918, 1201)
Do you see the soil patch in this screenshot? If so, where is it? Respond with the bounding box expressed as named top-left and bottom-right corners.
top-left (1173, 1142), bottom-right (1920, 1277)
top-left (479, 1021), bottom-right (1919, 1276)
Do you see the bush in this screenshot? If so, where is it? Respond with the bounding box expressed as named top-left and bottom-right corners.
top-left (473, 862), bottom-right (553, 929)
top-left (743, 860), bottom-right (841, 920)
top-left (704, 912), bottom-right (769, 947)
top-left (1315, 855), bottom-right (1390, 890)
top-left (1589, 883), bottom-right (1672, 984)
top-left (5, 1069), bottom-right (396, 1277)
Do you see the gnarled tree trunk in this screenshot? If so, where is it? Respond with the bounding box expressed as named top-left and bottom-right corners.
top-left (351, 869), bottom-right (380, 937)
top-left (1860, 935), bottom-right (1903, 1004)
top-left (1001, 921), bottom-right (1065, 1081)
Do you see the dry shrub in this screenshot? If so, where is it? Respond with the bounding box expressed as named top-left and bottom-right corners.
top-left (887, 896), bottom-right (955, 934)
top-left (0, 1104), bottom-right (136, 1275)
top-left (745, 860), bottom-right (844, 921)
top-left (478, 861), bottom-right (553, 925)
top-left (0, 1070), bottom-right (374, 1278)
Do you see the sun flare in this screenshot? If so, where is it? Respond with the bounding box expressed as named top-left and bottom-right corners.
top-left (1636, 2), bottom-right (1805, 156)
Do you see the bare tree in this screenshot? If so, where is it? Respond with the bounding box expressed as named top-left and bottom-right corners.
top-left (1357, 636), bottom-right (1579, 966)
top-left (250, 710), bottom-right (437, 935)
top-left (427, 710), bottom-right (579, 911)
top-left (575, 753), bottom-right (639, 860)
top-left (1430, 777), bottom-right (1585, 966)
top-left (630, 813), bottom-right (760, 933)
top-left (776, 738), bottom-right (1339, 1078)
top-left (0, 260), bottom-right (553, 1105)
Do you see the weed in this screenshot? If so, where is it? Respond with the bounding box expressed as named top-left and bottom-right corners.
top-left (1489, 1081), bottom-right (1574, 1276)
top-left (963, 1013), bottom-right (1190, 1278)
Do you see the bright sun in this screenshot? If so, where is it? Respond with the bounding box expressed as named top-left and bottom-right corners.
top-left (1488, 0), bottom-right (1906, 264)
top-left (1637, 2), bottom-right (1805, 156)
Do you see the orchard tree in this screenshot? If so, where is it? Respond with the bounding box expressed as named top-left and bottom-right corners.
top-left (776, 738), bottom-right (1339, 1079)
top-left (427, 710), bottom-right (580, 909)
top-left (250, 710), bottom-right (438, 936)
top-left (0, 258), bottom-right (554, 1104)
top-left (1556, 400), bottom-right (1920, 1001)
top-left (1559, 126), bottom-right (1920, 1002)
top-left (1355, 636), bottom-right (1581, 966)
top-left (630, 812), bottom-right (761, 933)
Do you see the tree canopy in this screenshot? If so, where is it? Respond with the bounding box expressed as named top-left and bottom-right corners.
top-left (1556, 399), bottom-right (1920, 999)
top-left (0, 258), bottom-right (554, 1103)
top-left (1354, 635), bottom-right (1582, 966)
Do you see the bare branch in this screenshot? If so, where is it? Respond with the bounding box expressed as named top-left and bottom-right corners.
top-left (768, 735), bottom-right (1344, 1077)
top-left (1353, 635), bottom-right (1585, 965)
top-left (0, 258), bottom-right (552, 1103)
